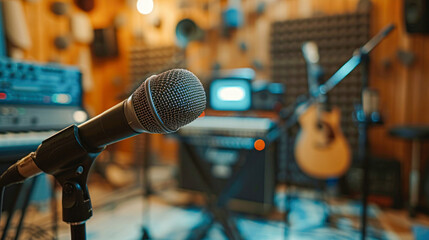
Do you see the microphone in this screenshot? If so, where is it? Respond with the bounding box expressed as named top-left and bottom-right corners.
top-left (78, 68), bottom-right (206, 150)
top-left (0, 69), bottom-right (206, 187)
top-left (302, 41), bottom-right (320, 65)
top-left (302, 41), bottom-right (323, 98)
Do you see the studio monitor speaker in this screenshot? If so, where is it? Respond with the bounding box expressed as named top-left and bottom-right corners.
top-left (404, 0), bottom-right (429, 33)
top-left (175, 18), bottom-right (204, 48)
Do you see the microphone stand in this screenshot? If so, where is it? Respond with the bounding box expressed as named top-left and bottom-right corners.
top-left (279, 23), bottom-right (394, 240)
top-left (35, 125), bottom-right (104, 240)
top-left (139, 133), bottom-right (152, 240)
top-left (353, 51), bottom-right (383, 240)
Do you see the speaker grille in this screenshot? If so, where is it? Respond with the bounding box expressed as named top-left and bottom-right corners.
top-left (132, 69), bottom-right (206, 133)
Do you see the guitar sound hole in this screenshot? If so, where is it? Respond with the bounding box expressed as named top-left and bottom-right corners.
top-left (315, 121), bottom-right (336, 147)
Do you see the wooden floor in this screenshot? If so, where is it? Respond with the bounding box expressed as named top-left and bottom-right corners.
top-left (1, 180), bottom-right (429, 240)
top-left (378, 210), bottom-right (429, 240)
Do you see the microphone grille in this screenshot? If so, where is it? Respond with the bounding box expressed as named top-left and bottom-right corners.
top-left (132, 69), bottom-right (206, 133)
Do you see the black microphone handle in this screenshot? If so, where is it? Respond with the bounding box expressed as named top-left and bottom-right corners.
top-left (77, 100), bottom-right (140, 151)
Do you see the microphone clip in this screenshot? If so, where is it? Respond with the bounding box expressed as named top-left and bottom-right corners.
top-left (37, 125), bottom-right (103, 224)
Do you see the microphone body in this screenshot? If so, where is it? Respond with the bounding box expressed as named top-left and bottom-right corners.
top-left (77, 100), bottom-right (138, 151)
top-left (0, 69), bottom-right (206, 187)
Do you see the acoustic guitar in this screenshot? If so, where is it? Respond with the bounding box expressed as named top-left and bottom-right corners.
top-left (295, 103), bottom-right (351, 179)
top-left (294, 42), bottom-right (351, 179)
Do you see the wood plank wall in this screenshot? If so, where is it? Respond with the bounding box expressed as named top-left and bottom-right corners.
top-left (367, 0), bottom-right (429, 196)
top-left (9, 0), bottom-right (429, 198)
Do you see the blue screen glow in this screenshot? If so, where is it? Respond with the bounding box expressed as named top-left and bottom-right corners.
top-left (217, 86), bottom-right (245, 101)
top-left (210, 79), bottom-right (251, 111)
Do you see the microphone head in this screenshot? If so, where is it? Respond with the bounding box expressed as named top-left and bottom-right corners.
top-left (302, 41), bottom-right (319, 64)
top-left (130, 69), bottom-right (206, 133)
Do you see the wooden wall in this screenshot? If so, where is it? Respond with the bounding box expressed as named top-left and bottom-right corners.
top-left (366, 0), bottom-right (429, 196)
top-left (8, 0), bottom-right (429, 198)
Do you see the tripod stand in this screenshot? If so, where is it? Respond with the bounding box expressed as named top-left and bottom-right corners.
top-left (178, 137), bottom-right (247, 240)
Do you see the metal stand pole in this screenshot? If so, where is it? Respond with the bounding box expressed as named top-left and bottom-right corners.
top-left (140, 134), bottom-right (152, 240)
top-left (70, 223), bottom-right (86, 240)
top-left (358, 121), bottom-right (369, 240)
top-left (282, 124), bottom-right (293, 239)
top-left (355, 52), bottom-right (383, 240)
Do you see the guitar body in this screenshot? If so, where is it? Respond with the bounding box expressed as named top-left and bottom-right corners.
top-left (295, 104), bottom-right (351, 179)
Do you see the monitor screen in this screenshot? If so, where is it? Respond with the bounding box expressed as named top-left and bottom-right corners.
top-left (210, 78), bottom-right (252, 111)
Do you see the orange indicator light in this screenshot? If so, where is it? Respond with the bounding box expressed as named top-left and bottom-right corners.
top-left (254, 139), bottom-right (265, 151)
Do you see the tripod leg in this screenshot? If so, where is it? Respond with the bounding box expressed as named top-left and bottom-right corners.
top-left (14, 175), bottom-right (39, 240)
top-left (1, 184), bottom-right (24, 240)
top-left (51, 177), bottom-right (58, 240)
top-left (216, 209), bottom-right (243, 240)
top-left (185, 214), bottom-right (215, 240)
